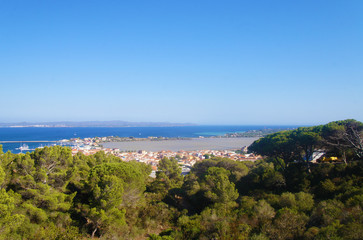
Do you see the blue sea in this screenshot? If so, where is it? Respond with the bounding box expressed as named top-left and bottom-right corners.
top-left (0, 125), bottom-right (296, 153)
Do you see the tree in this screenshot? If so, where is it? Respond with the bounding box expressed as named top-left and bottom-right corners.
top-left (253, 200), bottom-right (275, 225)
top-left (249, 131), bottom-right (297, 164)
top-left (292, 128), bottom-right (322, 164)
top-left (249, 121), bottom-right (363, 166)
top-left (340, 119), bottom-right (363, 159)
top-left (264, 208), bottom-right (308, 240)
top-left (81, 164), bottom-right (126, 237)
top-left (78, 161), bottom-right (150, 237)
top-left (322, 119), bottom-right (363, 162)
top-left (0, 165), bottom-right (25, 238)
top-left (157, 157), bottom-right (183, 188)
top-left (201, 167), bottom-right (239, 206)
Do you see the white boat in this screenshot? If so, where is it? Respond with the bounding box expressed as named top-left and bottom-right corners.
top-left (16, 144), bottom-right (36, 152)
top-left (37, 144), bottom-right (44, 149)
top-left (17, 144), bottom-right (30, 151)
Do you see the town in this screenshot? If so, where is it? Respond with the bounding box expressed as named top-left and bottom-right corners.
top-left (68, 136), bottom-right (261, 174)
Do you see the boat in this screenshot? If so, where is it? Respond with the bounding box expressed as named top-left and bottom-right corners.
top-left (16, 144), bottom-right (36, 152)
top-left (37, 144), bottom-right (44, 149)
top-left (17, 144), bottom-right (30, 151)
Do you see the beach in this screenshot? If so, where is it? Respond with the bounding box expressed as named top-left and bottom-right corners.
top-left (102, 137), bottom-right (259, 152)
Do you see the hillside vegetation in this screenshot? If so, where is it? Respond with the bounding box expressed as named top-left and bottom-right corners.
top-left (0, 119), bottom-right (362, 239)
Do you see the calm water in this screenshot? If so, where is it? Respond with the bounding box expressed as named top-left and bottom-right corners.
top-left (0, 125), bottom-right (296, 153)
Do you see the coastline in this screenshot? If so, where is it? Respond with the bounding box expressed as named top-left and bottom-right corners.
top-left (102, 137), bottom-right (259, 152)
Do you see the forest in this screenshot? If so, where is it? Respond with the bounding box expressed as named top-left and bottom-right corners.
top-left (0, 119), bottom-right (362, 239)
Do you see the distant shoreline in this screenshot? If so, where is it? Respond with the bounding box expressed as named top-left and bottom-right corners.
top-left (0, 121), bottom-right (197, 128)
top-left (102, 137), bottom-right (259, 152)
top-left (0, 125), bottom-right (197, 128)
top-left (0, 126), bottom-right (194, 128)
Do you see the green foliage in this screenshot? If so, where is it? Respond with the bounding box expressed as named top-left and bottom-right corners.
top-left (28, 223), bottom-right (82, 240)
top-left (149, 157), bottom-right (183, 199)
top-left (201, 167), bottom-right (239, 205)
top-left (311, 200), bottom-right (345, 227)
top-left (264, 208), bottom-right (308, 240)
top-left (157, 157), bottom-right (183, 187)
top-left (0, 189), bottom-right (25, 238)
top-left (0, 121), bottom-right (362, 240)
top-left (249, 119), bottom-right (363, 165)
top-left (0, 165), bottom-right (5, 186)
top-left (340, 222), bottom-right (363, 240)
top-left (239, 160), bottom-right (286, 194)
top-left (249, 130), bottom-right (297, 163)
top-left (253, 199), bottom-right (275, 223)
top-left (322, 119), bottom-right (363, 159)
top-left (77, 161), bottom-right (151, 237)
top-left (177, 215), bottom-right (202, 240)
top-left (192, 157), bottom-right (249, 183)
top-left (295, 191), bottom-right (314, 212)
top-left (238, 196), bottom-right (257, 215)
top-left (315, 220), bottom-right (344, 240)
top-left (250, 233), bottom-right (269, 240)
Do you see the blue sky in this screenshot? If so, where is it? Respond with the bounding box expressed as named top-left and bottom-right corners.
top-left (0, 0), bottom-right (362, 125)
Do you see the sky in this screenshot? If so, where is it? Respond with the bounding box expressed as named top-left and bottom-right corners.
top-left (0, 0), bottom-right (362, 125)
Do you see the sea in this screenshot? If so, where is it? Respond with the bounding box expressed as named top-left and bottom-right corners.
top-left (0, 125), bottom-right (296, 153)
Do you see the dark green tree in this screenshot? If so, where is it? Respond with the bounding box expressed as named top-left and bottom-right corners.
top-left (201, 167), bottom-right (239, 206)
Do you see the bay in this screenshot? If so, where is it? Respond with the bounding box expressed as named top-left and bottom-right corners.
top-left (0, 125), bottom-right (297, 153)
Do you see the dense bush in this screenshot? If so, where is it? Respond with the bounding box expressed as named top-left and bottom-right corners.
top-left (0, 119), bottom-right (362, 239)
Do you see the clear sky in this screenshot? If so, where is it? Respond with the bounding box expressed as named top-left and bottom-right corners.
top-left (1, 0), bottom-right (362, 125)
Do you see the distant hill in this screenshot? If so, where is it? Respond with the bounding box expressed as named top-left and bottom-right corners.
top-left (0, 121), bottom-right (197, 128)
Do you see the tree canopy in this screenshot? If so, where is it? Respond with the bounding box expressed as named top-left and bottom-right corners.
top-left (0, 119), bottom-right (361, 239)
top-left (249, 119), bottom-right (363, 165)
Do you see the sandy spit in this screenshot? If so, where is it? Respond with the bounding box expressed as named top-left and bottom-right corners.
top-left (102, 137), bottom-right (259, 152)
